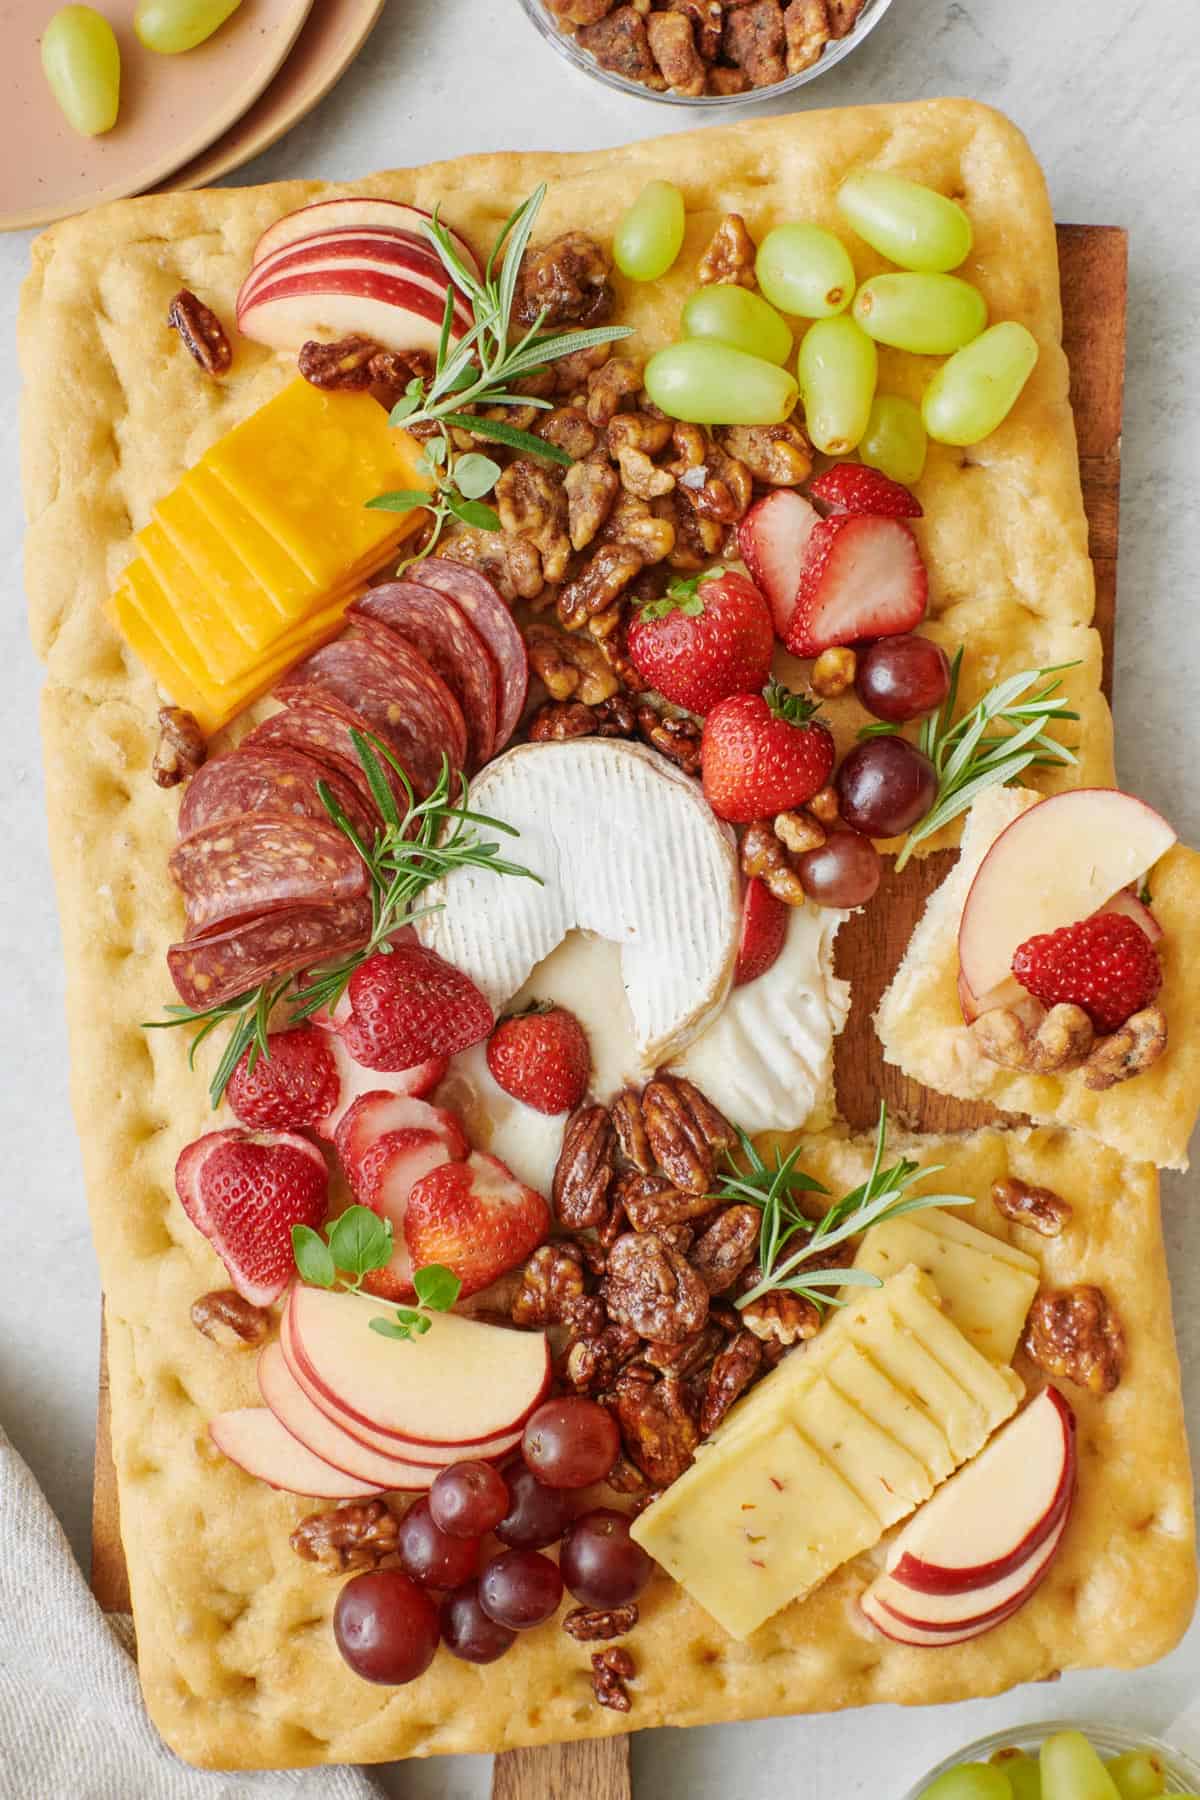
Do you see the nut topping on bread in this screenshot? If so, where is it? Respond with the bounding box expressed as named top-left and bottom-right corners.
top-left (1023, 1285), bottom-right (1125, 1395)
top-left (991, 1177), bottom-right (1072, 1238)
top-left (1083, 1005), bottom-right (1168, 1091)
top-left (290, 1500), bottom-right (400, 1574)
top-left (189, 1288), bottom-right (270, 1347)
top-left (166, 289), bottom-right (231, 377)
top-left (970, 1002), bottom-right (1095, 1073)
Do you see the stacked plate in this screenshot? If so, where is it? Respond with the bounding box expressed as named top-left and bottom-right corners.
top-left (2, 0), bottom-right (386, 231)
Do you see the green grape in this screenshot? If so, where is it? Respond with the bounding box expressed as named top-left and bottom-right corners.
top-left (681, 285), bottom-right (792, 365)
top-left (991, 1750), bottom-right (1043, 1800)
top-left (1106, 1750), bottom-right (1167, 1799)
top-left (755, 222), bottom-right (856, 319)
top-left (1040, 1730), bottom-right (1122, 1800)
top-left (613, 181), bottom-right (686, 282)
top-left (859, 393), bottom-right (927, 484)
top-left (837, 169), bottom-right (973, 272)
top-left (853, 273), bottom-right (987, 355)
top-left (135, 0), bottom-right (243, 52)
top-left (921, 1763), bottom-right (1013, 1800)
top-left (922, 321), bottom-right (1039, 446)
top-left (41, 5), bottom-right (120, 136)
top-left (796, 315), bottom-right (877, 455)
top-left (643, 340), bottom-right (798, 426)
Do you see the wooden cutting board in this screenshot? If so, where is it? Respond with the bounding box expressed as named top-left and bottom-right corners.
top-left (90, 223), bottom-right (1127, 1800)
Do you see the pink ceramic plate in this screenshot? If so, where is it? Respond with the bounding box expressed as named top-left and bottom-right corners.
top-left (3, 0), bottom-right (314, 232)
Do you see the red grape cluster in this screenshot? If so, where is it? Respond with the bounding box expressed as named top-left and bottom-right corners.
top-left (332, 1396), bottom-right (651, 1685)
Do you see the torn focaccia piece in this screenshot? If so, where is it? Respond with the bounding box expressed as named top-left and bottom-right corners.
top-left (876, 785), bottom-right (1200, 1168)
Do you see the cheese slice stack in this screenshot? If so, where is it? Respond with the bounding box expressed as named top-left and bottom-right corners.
top-left (631, 1265), bottom-right (1023, 1640)
top-left (853, 1208), bottom-right (1040, 1365)
top-left (109, 383), bottom-right (430, 734)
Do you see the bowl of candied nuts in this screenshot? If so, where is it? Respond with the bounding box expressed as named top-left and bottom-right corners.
top-left (515, 0), bottom-right (899, 107)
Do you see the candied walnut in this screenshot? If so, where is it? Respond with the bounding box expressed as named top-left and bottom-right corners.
top-left (685, 445), bottom-right (753, 525)
top-left (167, 289), bottom-right (232, 377)
top-left (438, 528), bottom-right (543, 602)
top-left (636, 705), bottom-right (703, 775)
top-left (723, 0), bottom-right (787, 84)
top-left (1084, 1006), bottom-right (1168, 1090)
top-left (740, 1283), bottom-right (822, 1345)
top-left (564, 1601), bottom-right (639, 1641)
top-left (667, 422), bottom-right (708, 477)
top-left (562, 1293), bottom-right (608, 1338)
top-left (559, 542), bottom-right (646, 628)
top-left (587, 358), bottom-right (645, 428)
top-left (513, 230), bottom-right (614, 331)
top-left (742, 818), bottom-right (807, 905)
top-left (646, 8), bottom-right (707, 92)
top-left (290, 1499), bottom-right (399, 1574)
top-left (561, 457), bottom-right (619, 553)
top-left (809, 645), bottom-right (857, 699)
top-left (783, 0), bottom-right (830, 70)
top-left (190, 1287), bottom-right (268, 1347)
top-left (642, 1074), bottom-right (734, 1194)
top-left (611, 1088), bottom-right (653, 1173)
top-left (620, 1172), bottom-right (719, 1233)
top-left (512, 1239), bottom-right (587, 1326)
top-left (546, 0), bottom-right (615, 21)
top-left (691, 1205), bottom-right (761, 1294)
top-left (615, 1368), bottom-right (699, 1484)
top-left (554, 342), bottom-right (612, 396)
top-left (1024, 1286), bottom-right (1124, 1395)
top-left (608, 411), bottom-right (673, 458)
top-left (604, 1232), bottom-right (710, 1343)
top-left (655, 489), bottom-right (723, 569)
top-left (495, 459), bottom-right (572, 583)
top-left (700, 1328), bottom-right (763, 1433)
top-left (617, 444), bottom-right (676, 501)
top-left (577, 5), bottom-right (658, 81)
top-left (827, 0), bottom-right (865, 33)
top-left (593, 693), bottom-right (639, 736)
top-left (527, 621), bottom-right (621, 704)
top-left (566, 1319), bottom-right (642, 1393)
top-left (698, 212), bottom-right (757, 288)
top-left (152, 705), bottom-right (206, 788)
top-left (774, 809), bottom-right (826, 855)
top-left (991, 1177), bottom-right (1072, 1238)
top-left (297, 333), bottom-right (377, 390)
top-left (719, 421), bottom-right (813, 486)
top-left (707, 63), bottom-right (751, 94)
top-left (668, 0), bottom-right (722, 57)
top-left (592, 1646), bottom-right (636, 1711)
top-left (601, 489), bottom-right (676, 565)
top-left (807, 785), bottom-right (840, 825)
top-left (528, 700), bottom-right (599, 742)
top-left (554, 1105), bottom-right (616, 1229)
top-left (644, 1319), bottom-right (725, 1377)
top-left (971, 1002), bottom-right (1094, 1074)
top-left (538, 405), bottom-right (599, 459)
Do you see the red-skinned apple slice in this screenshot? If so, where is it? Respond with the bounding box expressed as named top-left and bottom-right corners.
top-left (251, 198), bottom-right (479, 276)
top-left (257, 1341), bottom-right (433, 1490)
top-left (237, 264), bottom-right (468, 357)
top-left (244, 229), bottom-right (468, 299)
top-left (958, 789), bottom-right (1176, 1005)
top-left (861, 1512), bottom-right (1067, 1645)
top-left (871, 1508), bottom-right (1068, 1629)
top-left (209, 1407), bottom-right (382, 1498)
top-left (314, 1034), bottom-right (448, 1140)
top-left (1100, 887), bottom-right (1164, 944)
top-left (237, 239), bottom-right (473, 330)
top-left (883, 1387), bottom-right (1076, 1596)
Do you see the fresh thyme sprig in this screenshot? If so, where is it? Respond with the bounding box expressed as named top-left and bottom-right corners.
top-left (866, 651), bottom-right (1080, 872)
top-left (718, 1105), bottom-right (973, 1315)
top-left (292, 1205), bottom-right (461, 1342)
top-left (366, 184), bottom-right (633, 566)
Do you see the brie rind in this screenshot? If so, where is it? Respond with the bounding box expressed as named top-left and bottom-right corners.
top-left (419, 740), bottom-right (741, 1067)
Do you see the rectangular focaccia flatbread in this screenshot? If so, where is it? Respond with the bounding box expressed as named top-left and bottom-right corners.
top-left (19, 100), bottom-right (1163, 1769)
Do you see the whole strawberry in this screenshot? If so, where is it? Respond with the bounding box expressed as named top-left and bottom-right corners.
top-left (625, 569), bottom-right (774, 716)
top-left (486, 1004), bottom-right (591, 1114)
top-left (701, 681), bottom-right (835, 823)
top-left (227, 1023), bottom-right (340, 1130)
top-left (808, 464), bottom-right (923, 518)
top-left (1011, 911), bottom-right (1162, 1033)
top-left (175, 1127), bottom-right (329, 1305)
top-left (342, 943), bottom-right (493, 1071)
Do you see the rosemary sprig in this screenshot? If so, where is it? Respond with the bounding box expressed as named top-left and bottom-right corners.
top-left (367, 185), bottom-right (633, 565)
top-left (870, 650), bottom-right (1080, 871)
top-left (720, 1105), bottom-right (973, 1315)
top-left (148, 973), bottom-right (295, 1114)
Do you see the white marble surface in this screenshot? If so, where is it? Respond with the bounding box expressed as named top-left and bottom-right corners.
top-left (2, 0), bottom-right (1199, 1792)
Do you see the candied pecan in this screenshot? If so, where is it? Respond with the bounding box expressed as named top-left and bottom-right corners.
top-left (774, 809), bottom-right (826, 854)
top-left (691, 1205), bottom-right (761, 1294)
top-left (167, 289), bottom-right (231, 377)
top-left (615, 1368), bottom-right (699, 1484)
top-left (827, 0), bottom-right (865, 32)
top-left (604, 1232), bottom-right (710, 1343)
top-left (565, 1600), bottom-right (639, 1640)
top-left (646, 8), bottom-right (707, 92)
top-left (605, 1452), bottom-right (648, 1494)
top-left (527, 621), bottom-right (620, 704)
top-left (668, 0), bottom-right (722, 57)
top-left (723, 0), bottom-right (787, 84)
top-left (708, 63), bottom-right (752, 94)
top-left (587, 358), bottom-right (645, 427)
top-left (698, 212), bottom-right (757, 288)
top-left (290, 1499), bottom-right (399, 1574)
top-left (559, 542), bottom-right (645, 628)
top-left (644, 1319), bottom-right (725, 1377)
top-left (611, 1088), bottom-right (653, 1173)
top-left (598, 1194), bottom-right (629, 1249)
top-left (636, 705), bottom-right (703, 775)
top-left (783, 0), bottom-right (831, 70)
top-left (566, 1320), bottom-right (642, 1392)
top-left (366, 346), bottom-right (434, 409)
top-left (620, 1173), bottom-right (715, 1233)
top-left (1084, 1007), bottom-right (1168, 1090)
top-left (538, 405), bottom-right (600, 459)
top-left (152, 705), bottom-right (206, 788)
top-left (642, 1074), bottom-right (734, 1193)
top-left (592, 1646), bottom-right (636, 1711)
top-left (991, 1177), bottom-right (1072, 1238)
top-left (438, 528), bottom-right (543, 601)
top-left (740, 1283), bottom-right (822, 1345)
top-left (564, 458), bottom-right (621, 551)
top-left (1024, 1286), bottom-right (1124, 1394)
top-left (577, 5), bottom-right (659, 81)
top-left (512, 1239), bottom-right (588, 1326)
top-left (700, 1328), bottom-right (763, 1433)
top-left (297, 333), bottom-right (377, 390)
top-left (810, 646), bottom-right (857, 698)
top-left (554, 1105), bottom-right (617, 1229)
top-left (190, 1287), bottom-right (268, 1347)
top-left (513, 230), bottom-right (614, 331)
top-left (528, 700), bottom-right (600, 742)
top-left (496, 459), bottom-right (572, 582)
top-left (554, 342), bottom-right (612, 396)
top-left (971, 1002), bottom-right (1094, 1074)
top-left (719, 421), bottom-right (813, 486)
top-left (546, 0), bottom-right (615, 22)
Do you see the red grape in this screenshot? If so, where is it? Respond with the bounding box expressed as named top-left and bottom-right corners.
top-left (396, 1496), bottom-right (482, 1590)
top-left (796, 828), bottom-right (882, 907)
top-left (429, 1461), bottom-right (510, 1538)
top-left (495, 1460), bottom-right (575, 1548)
top-left (855, 634), bottom-right (951, 723)
top-left (440, 1580), bottom-right (517, 1664)
top-left (522, 1397), bottom-right (620, 1490)
top-left (835, 737), bottom-right (937, 837)
top-left (559, 1509), bottom-right (653, 1608)
top-left (333, 1569), bottom-right (439, 1685)
top-left (478, 1548), bottom-right (564, 1630)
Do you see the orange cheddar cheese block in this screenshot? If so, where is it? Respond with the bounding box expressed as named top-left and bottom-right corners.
top-left (153, 480), bottom-right (293, 651)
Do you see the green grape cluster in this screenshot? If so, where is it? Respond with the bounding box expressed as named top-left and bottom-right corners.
top-left (921, 1728), bottom-right (1180, 1800)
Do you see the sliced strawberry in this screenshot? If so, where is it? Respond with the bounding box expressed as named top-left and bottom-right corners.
top-left (1011, 911), bottom-right (1162, 1034)
top-left (175, 1127), bottom-right (328, 1306)
top-left (786, 515), bottom-right (928, 658)
top-left (808, 464), bottom-right (923, 518)
top-left (404, 1151), bottom-right (550, 1299)
top-left (738, 489), bottom-right (821, 640)
top-left (356, 1126), bottom-right (465, 1301)
top-left (486, 1005), bottom-right (591, 1115)
top-left (342, 944), bottom-right (493, 1071)
top-left (313, 1031), bottom-right (447, 1140)
top-left (334, 1092), bottom-right (467, 1197)
top-left (226, 1024), bottom-right (340, 1131)
top-left (734, 878), bottom-right (790, 986)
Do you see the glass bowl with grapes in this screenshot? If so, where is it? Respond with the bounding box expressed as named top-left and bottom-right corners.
top-left (905, 1722), bottom-right (1200, 1800)
top-left (514, 0), bottom-right (898, 108)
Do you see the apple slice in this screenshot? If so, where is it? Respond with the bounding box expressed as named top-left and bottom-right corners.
top-left (285, 1283), bottom-right (550, 1447)
top-left (245, 228), bottom-right (459, 298)
top-left (868, 1508), bottom-right (1068, 1630)
top-left (958, 789), bottom-right (1176, 1004)
top-left (209, 1407), bottom-right (381, 1498)
top-left (1100, 887), bottom-right (1164, 944)
top-left (252, 198), bottom-right (479, 277)
top-left (238, 239), bottom-right (473, 331)
top-left (257, 1341), bottom-right (433, 1490)
top-left (860, 1515), bottom-right (1066, 1645)
top-left (237, 264), bottom-right (466, 358)
top-left (314, 1033), bottom-right (447, 1140)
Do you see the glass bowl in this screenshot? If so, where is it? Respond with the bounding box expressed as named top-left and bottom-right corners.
top-left (903, 1720), bottom-right (1200, 1797)
top-left (514, 0), bottom-right (899, 108)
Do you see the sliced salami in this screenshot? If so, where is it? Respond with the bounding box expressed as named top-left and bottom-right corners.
top-left (168, 896), bottom-right (373, 1011)
top-left (277, 631), bottom-right (467, 795)
top-left (244, 696), bottom-right (401, 817)
top-left (177, 746), bottom-right (376, 847)
top-left (353, 582), bottom-right (499, 768)
top-left (413, 562), bottom-right (528, 751)
top-left (170, 816), bottom-right (369, 938)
